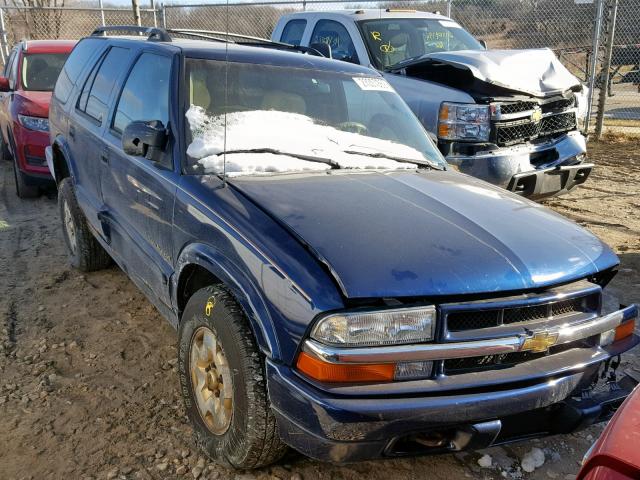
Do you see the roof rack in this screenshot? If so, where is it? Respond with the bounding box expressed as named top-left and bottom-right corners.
top-left (91, 26), bottom-right (172, 42)
top-left (89, 26), bottom-right (328, 58)
top-left (166, 28), bottom-right (327, 57)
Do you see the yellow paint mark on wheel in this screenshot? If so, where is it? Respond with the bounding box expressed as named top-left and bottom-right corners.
top-left (205, 297), bottom-right (215, 317)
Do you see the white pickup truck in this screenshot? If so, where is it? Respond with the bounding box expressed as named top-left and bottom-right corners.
top-left (272, 9), bottom-right (593, 199)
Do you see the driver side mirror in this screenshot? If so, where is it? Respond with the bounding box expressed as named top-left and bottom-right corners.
top-left (310, 42), bottom-right (332, 59)
top-left (122, 120), bottom-right (168, 163)
top-left (479, 39), bottom-right (488, 49)
top-left (0, 76), bottom-right (10, 92)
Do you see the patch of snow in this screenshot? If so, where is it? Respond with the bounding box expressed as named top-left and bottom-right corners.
top-left (186, 106), bottom-right (424, 176)
top-left (520, 447), bottom-right (545, 473)
top-left (478, 454), bottom-right (493, 468)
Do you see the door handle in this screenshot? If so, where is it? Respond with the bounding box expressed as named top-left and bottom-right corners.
top-left (68, 125), bottom-right (75, 140)
top-left (100, 148), bottom-right (109, 164)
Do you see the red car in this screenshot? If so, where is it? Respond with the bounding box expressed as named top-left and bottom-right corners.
top-left (0, 40), bottom-right (75, 197)
top-left (578, 383), bottom-right (640, 480)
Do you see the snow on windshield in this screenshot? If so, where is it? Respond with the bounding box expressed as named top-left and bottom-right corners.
top-left (186, 106), bottom-right (423, 176)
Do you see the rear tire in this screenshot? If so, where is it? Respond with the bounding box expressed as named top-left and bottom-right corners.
top-left (58, 178), bottom-right (112, 272)
top-left (178, 286), bottom-right (287, 469)
top-left (13, 157), bottom-right (38, 198)
top-left (0, 134), bottom-right (11, 162)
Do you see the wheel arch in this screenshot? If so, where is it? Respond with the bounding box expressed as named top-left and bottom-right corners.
top-left (173, 242), bottom-right (281, 361)
top-left (51, 136), bottom-right (75, 185)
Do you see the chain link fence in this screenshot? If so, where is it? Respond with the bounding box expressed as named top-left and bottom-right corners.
top-left (0, 0), bottom-right (637, 135)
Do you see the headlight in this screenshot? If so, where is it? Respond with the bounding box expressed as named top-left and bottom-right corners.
top-left (18, 115), bottom-right (49, 132)
top-left (438, 102), bottom-right (490, 142)
top-left (310, 306), bottom-right (436, 347)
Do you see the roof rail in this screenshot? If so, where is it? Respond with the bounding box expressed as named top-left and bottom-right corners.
top-left (166, 28), bottom-right (327, 57)
top-left (91, 26), bottom-right (172, 42)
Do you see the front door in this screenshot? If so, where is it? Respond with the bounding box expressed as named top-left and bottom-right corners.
top-left (99, 51), bottom-right (176, 308)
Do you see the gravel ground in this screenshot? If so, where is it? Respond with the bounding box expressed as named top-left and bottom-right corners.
top-left (1, 139), bottom-right (638, 480)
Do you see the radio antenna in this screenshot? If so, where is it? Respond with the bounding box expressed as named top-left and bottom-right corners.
top-left (222, 0), bottom-right (229, 187)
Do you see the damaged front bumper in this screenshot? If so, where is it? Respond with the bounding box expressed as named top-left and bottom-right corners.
top-left (268, 304), bottom-right (639, 463)
top-left (446, 130), bottom-right (591, 200)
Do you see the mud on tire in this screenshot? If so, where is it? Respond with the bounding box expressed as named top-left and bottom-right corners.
top-left (58, 178), bottom-right (112, 272)
top-left (178, 286), bottom-right (287, 469)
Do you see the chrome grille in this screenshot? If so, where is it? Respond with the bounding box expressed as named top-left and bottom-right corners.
top-left (445, 292), bottom-right (597, 332)
top-left (443, 340), bottom-right (588, 375)
top-left (496, 101), bottom-right (538, 116)
top-left (493, 111), bottom-right (577, 146)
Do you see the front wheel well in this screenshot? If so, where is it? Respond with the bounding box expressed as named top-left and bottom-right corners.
top-left (52, 142), bottom-right (70, 184)
top-left (177, 264), bottom-right (222, 316)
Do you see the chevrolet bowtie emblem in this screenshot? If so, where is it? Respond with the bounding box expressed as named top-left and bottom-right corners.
top-left (522, 331), bottom-right (558, 353)
top-left (531, 108), bottom-right (543, 123)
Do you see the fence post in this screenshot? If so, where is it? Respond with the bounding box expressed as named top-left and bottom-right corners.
top-left (0, 8), bottom-right (7, 64)
top-left (151, 0), bottom-right (157, 27)
top-left (446, 0), bottom-right (452, 18)
top-left (161, 3), bottom-right (166, 28)
top-left (132, 0), bottom-right (141, 26)
top-left (595, 0), bottom-right (619, 139)
top-left (585, 0), bottom-right (604, 133)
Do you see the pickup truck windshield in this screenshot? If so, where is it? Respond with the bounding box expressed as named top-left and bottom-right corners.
top-left (184, 58), bottom-right (446, 176)
top-left (358, 18), bottom-right (484, 70)
top-left (21, 53), bottom-right (69, 91)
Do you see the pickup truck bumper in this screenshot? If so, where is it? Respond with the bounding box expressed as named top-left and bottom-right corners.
top-left (268, 305), bottom-right (639, 463)
top-left (446, 130), bottom-right (590, 200)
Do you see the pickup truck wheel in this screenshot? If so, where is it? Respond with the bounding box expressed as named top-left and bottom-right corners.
top-left (178, 286), bottom-right (287, 469)
top-left (58, 178), bottom-right (112, 272)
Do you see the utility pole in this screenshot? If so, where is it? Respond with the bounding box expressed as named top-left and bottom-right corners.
top-left (131, 0), bottom-right (141, 26)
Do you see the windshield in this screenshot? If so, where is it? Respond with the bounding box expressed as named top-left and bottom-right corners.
top-left (358, 18), bottom-right (484, 70)
top-left (21, 53), bottom-right (69, 91)
top-left (184, 59), bottom-right (446, 176)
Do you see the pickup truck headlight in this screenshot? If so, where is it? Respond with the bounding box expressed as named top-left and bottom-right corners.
top-left (18, 114), bottom-right (49, 132)
top-left (310, 306), bottom-right (436, 347)
top-left (438, 102), bottom-right (490, 142)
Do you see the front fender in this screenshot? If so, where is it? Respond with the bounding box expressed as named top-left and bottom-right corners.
top-left (173, 242), bottom-right (282, 361)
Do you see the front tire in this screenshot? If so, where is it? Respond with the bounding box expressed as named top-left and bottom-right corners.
top-left (178, 286), bottom-right (287, 469)
top-left (58, 178), bottom-right (112, 272)
top-left (13, 157), bottom-right (38, 198)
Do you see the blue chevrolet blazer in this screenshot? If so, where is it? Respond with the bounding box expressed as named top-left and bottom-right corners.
top-left (47, 26), bottom-right (639, 468)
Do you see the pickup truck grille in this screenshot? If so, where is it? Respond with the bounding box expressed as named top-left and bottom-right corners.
top-left (494, 111), bottom-right (577, 146)
top-left (447, 295), bottom-right (595, 332)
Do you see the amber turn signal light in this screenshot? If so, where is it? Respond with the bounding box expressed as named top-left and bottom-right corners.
top-left (296, 351), bottom-right (395, 383)
top-left (614, 320), bottom-right (635, 342)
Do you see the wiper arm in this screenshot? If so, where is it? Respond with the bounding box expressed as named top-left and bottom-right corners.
top-left (342, 149), bottom-right (443, 170)
top-left (221, 148), bottom-right (339, 168)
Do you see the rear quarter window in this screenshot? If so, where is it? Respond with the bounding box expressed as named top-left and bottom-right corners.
top-left (54, 38), bottom-right (103, 104)
top-left (280, 19), bottom-right (306, 45)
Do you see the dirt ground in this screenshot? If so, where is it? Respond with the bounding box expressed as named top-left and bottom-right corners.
top-left (1, 139), bottom-right (639, 480)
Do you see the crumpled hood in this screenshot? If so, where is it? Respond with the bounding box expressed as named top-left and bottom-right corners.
top-left (231, 170), bottom-right (617, 299)
top-left (398, 48), bottom-right (581, 98)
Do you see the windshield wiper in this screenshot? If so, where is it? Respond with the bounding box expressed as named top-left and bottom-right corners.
top-left (221, 148), bottom-right (339, 168)
top-left (383, 54), bottom-right (427, 72)
top-left (342, 149), bottom-right (444, 170)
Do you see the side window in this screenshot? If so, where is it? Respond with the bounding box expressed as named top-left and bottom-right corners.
top-left (280, 19), bottom-right (306, 46)
top-left (112, 53), bottom-right (171, 134)
top-left (310, 20), bottom-right (358, 64)
top-left (54, 38), bottom-right (102, 103)
top-left (76, 46), bottom-right (130, 123)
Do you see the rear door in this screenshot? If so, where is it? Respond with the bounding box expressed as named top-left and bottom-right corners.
top-left (69, 46), bottom-right (131, 232)
top-left (99, 50), bottom-right (176, 307)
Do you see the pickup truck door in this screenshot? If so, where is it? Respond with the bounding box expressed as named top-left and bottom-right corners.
top-left (99, 51), bottom-right (175, 308)
top-left (69, 46), bottom-right (131, 233)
